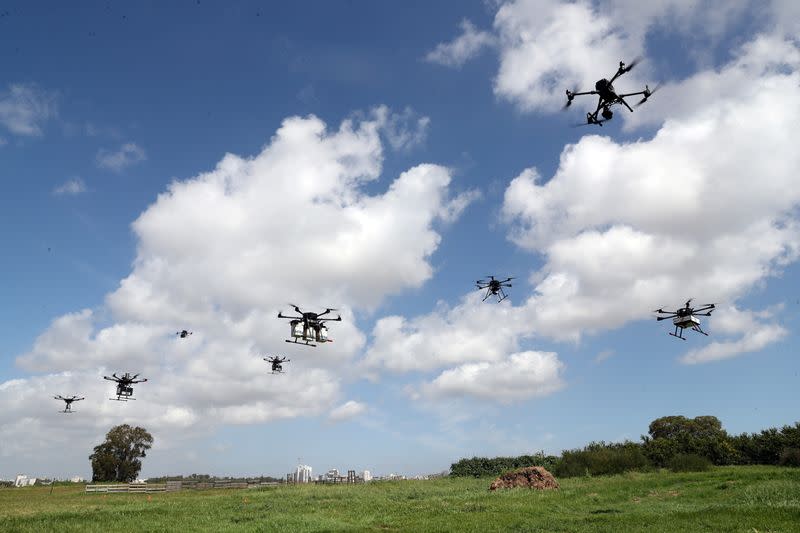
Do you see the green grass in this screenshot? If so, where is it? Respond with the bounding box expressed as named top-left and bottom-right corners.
top-left (1, 466), bottom-right (798, 532)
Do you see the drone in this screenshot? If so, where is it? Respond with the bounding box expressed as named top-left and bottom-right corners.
top-left (654, 299), bottom-right (716, 340)
top-left (264, 355), bottom-right (290, 374)
top-left (277, 304), bottom-right (341, 347)
top-left (176, 330), bottom-right (193, 338)
top-left (103, 372), bottom-right (148, 401)
top-left (564, 59), bottom-right (656, 126)
top-left (54, 395), bottom-right (84, 413)
top-left (476, 276), bottom-right (514, 302)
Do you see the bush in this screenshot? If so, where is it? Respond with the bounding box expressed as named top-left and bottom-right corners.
top-left (449, 451), bottom-right (559, 478)
top-left (554, 441), bottom-right (652, 478)
top-left (668, 453), bottom-right (712, 472)
top-left (778, 447), bottom-right (800, 467)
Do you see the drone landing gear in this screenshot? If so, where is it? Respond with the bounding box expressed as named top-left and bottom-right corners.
top-left (692, 326), bottom-right (709, 336)
top-left (110, 397), bottom-right (135, 401)
top-left (669, 326), bottom-right (687, 340)
top-left (286, 339), bottom-right (316, 348)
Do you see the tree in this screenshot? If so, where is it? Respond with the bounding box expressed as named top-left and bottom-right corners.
top-left (89, 424), bottom-right (154, 482)
top-left (642, 415), bottom-right (738, 466)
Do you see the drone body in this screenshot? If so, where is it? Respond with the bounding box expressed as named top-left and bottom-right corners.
top-left (54, 395), bottom-right (84, 413)
top-left (176, 330), bottom-right (193, 338)
top-left (564, 60), bottom-right (656, 126)
top-left (654, 299), bottom-right (715, 340)
top-left (278, 305), bottom-right (341, 347)
top-left (476, 276), bottom-right (514, 302)
top-left (103, 372), bottom-right (148, 401)
top-left (264, 355), bottom-right (290, 374)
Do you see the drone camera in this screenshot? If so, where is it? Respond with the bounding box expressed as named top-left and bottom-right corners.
top-left (602, 107), bottom-right (613, 120)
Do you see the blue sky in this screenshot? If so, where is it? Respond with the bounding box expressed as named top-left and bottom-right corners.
top-left (1, 0), bottom-right (799, 480)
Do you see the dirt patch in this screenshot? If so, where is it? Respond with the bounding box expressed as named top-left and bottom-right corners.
top-left (489, 466), bottom-right (560, 491)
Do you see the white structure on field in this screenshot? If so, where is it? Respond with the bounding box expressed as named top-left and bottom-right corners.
top-left (363, 470), bottom-right (372, 482)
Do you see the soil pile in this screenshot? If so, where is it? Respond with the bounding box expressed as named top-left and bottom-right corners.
top-left (489, 466), bottom-right (559, 491)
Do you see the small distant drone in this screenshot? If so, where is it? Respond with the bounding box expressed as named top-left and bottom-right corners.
top-left (104, 372), bottom-right (148, 401)
top-left (278, 304), bottom-right (341, 347)
top-left (476, 276), bottom-right (514, 302)
top-left (264, 355), bottom-right (290, 374)
top-left (654, 299), bottom-right (716, 340)
top-left (54, 395), bottom-right (84, 413)
top-left (176, 330), bottom-right (193, 338)
top-left (564, 59), bottom-right (657, 126)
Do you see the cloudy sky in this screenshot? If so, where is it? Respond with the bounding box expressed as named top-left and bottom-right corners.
top-left (1, 0), bottom-right (799, 480)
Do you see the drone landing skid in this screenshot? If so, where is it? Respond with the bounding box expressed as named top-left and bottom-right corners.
top-left (285, 339), bottom-right (316, 348)
top-left (110, 397), bottom-right (134, 401)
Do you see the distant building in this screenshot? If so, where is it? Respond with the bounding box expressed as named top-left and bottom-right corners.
top-left (70, 476), bottom-right (85, 483)
top-left (363, 470), bottom-right (372, 482)
top-left (14, 475), bottom-right (36, 487)
top-left (295, 465), bottom-right (312, 483)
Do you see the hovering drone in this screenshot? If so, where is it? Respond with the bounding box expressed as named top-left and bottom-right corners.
top-left (103, 372), bottom-right (148, 401)
top-left (176, 330), bottom-right (193, 338)
top-left (54, 395), bottom-right (84, 413)
top-left (264, 355), bottom-right (290, 374)
top-left (278, 305), bottom-right (341, 347)
top-left (654, 299), bottom-right (716, 340)
top-left (564, 59), bottom-right (656, 126)
top-left (476, 276), bottom-right (514, 302)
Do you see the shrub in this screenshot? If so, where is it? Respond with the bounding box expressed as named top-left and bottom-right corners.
top-left (778, 447), bottom-right (800, 467)
top-left (449, 451), bottom-right (559, 477)
top-left (668, 453), bottom-right (712, 472)
top-left (554, 441), bottom-right (652, 478)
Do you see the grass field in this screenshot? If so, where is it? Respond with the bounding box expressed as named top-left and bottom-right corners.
top-left (1, 466), bottom-right (798, 532)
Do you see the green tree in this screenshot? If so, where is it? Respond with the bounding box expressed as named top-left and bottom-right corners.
top-left (642, 415), bottom-right (737, 466)
top-left (89, 424), bottom-right (154, 482)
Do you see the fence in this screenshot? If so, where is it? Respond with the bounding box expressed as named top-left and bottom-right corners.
top-left (85, 481), bottom-right (272, 493)
top-left (85, 483), bottom-right (166, 493)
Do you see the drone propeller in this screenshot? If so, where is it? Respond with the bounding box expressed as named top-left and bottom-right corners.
top-left (563, 90), bottom-right (576, 110)
top-left (635, 83), bottom-right (662, 107)
top-left (623, 56), bottom-right (642, 73)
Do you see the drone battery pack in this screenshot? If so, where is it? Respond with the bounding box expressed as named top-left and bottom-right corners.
top-left (673, 315), bottom-right (700, 328)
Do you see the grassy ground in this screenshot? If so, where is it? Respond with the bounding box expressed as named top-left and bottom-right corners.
top-left (0, 466), bottom-right (798, 532)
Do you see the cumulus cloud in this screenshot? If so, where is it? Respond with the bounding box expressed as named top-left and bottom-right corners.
top-left (499, 34), bottom-right (800, 348)
top-left (680, 306), bottom-right (788, 364)
top-left (328, 400), bottom-right (367, 422)
top-left (96, 142), bottom-right (147, 172)
top-left (371, 105), bottom-right (431, 152)
top-left (53, 178), bottom-right (87, 195)
top-left (416, 351), bottom-right (565, 404)
top-left (0, 83), bottom-right (58, 136)
top-left (5, 108), bottom-right (474, 475)
top-left (425, 19), bottom-right (496, 68)
top-left (427, 0), bottom-right (780, 114)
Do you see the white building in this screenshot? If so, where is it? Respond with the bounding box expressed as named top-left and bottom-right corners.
top-left (363, 470), bottom-right (372, 482)
top-left (295, 464), bottom-right (313, 483)
top-left (14, 475), bottom-right (36, 487)
top-left (70, 476), bottom-right (85, 483)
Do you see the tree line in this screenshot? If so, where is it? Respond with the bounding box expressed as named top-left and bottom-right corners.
top-left (450, 416), bottom-right (800, 478)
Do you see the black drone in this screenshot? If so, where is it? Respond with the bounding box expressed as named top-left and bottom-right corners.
top-left (176, 330), bottom-right (193, 338)
top-left (103, 372), bottom-right (148, 401)
top-left (264, 355), bottom-right (290, 374)
top-left (654, 299), bottom-right (716, 340)
top-left (278, 305), bottom-right (341, 347)
top-left (54, 395), bottom-right (84, 413)
top-left (564, 59), bottom-right (656, 126)
top-left (476, 276), bottom-right (514, 302)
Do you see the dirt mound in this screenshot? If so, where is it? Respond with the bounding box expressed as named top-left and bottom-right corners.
top-left (489, 466), bottom-right (559, 491)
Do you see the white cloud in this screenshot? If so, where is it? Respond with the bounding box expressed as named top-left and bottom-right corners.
top-left (680, 306), bottom-right (788, 364)
top-left (363, 292), bottom-right (531, 374)
top-left (96, 142), bottom-right (147, 172)
top-left (499, 34), bottom-right (800, 346)
top-left (0, 83), bottom-right (58, 136)
top-left (328, 400), bottom-right (367, 422)
top-left (370, 105), bottom-right (431, 152)
top-left (53, 178), bottom-right (87, 195)
top-left (425, 19), bottom-right (496, 68)
top-left (416, 351), bottom-right (565, 404)
top-left (5, 108), bottom-right (473, 475)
